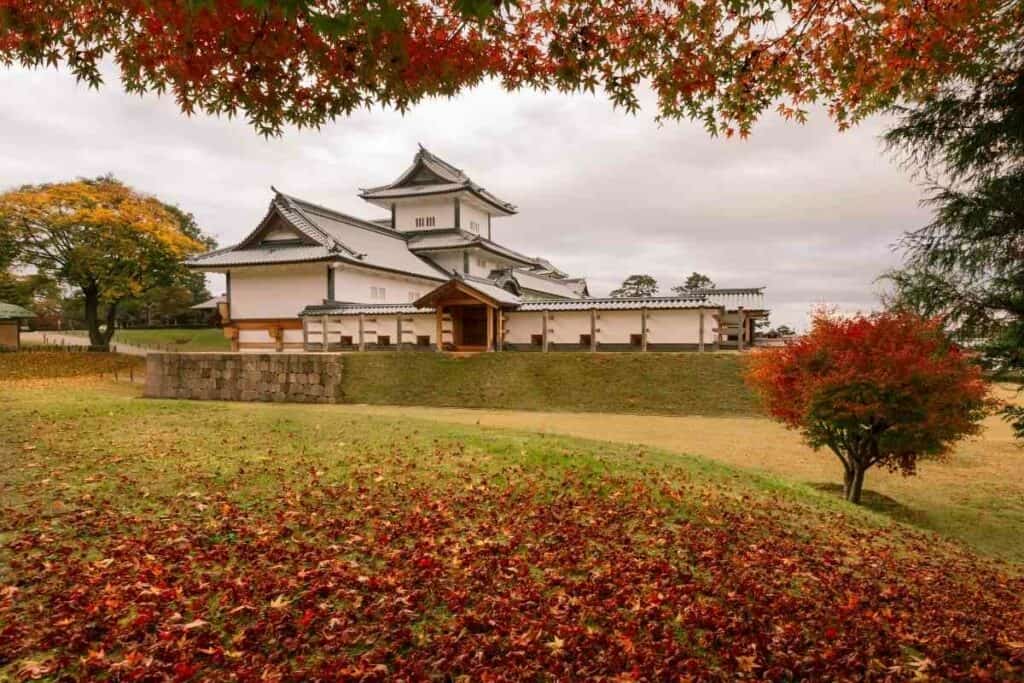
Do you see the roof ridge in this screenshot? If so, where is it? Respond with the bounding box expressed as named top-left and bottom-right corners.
top-left (417, 145), bottom-right (468, 181)
top-left (514, 267), bottom-right (573, 283)
top-left (286, 194), bottom-right (393, 235)
top-left (274, 194), bottom-right (355, 256)
top-left (278, 192), bottom-right (409, 242)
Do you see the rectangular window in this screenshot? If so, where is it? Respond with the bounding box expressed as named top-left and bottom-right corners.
top-left (414, 216), bottom-right (436, 228)
top-left (531, 334), bottom-right (543, 347)
top-left (370, 286), bottom-right (387, 301)
top-left (377, 335), bottom-right (391, 346)
top-left (469, 220), bottom-right (480, 234)
top-left (630, 333), bottom-right (643, 347)
top-left (416, 335), bottom-right (430, 346)
top-left (579, 334), bottom-right (592, 347)
top-left (340, 335), bottom-right (353, 345)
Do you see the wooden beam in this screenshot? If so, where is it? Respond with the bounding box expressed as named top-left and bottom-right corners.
top-left (358, 314), bottom-right (365, 352)
top-left (321, 315), bottom-right (329, 351)
top-left (542, 310), bottom-right (549, 352)
top-left (486, 306), bottom-right (494, 351)
top-left (698, 310), bottom-right (705, 353)
top-left (737, 306), bottom-right (745, 351)
top-left (590, 308), bottom-right (597, 352)
top-left (436, 306), bottom-right (444, 351)
top-left (641, 308), bottom-right (648, 352)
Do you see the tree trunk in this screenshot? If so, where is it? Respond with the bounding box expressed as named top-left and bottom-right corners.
top-left (103, 300), bottom-right (119, 347)
top-left (82, 285), bottom-right (118, 351)
top-left (845, 464), bottom-right (866, 504)
top-left (82, 285), bottom-right (108, 351)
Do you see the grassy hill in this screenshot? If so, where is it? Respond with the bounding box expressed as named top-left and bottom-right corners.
top-left (2, 355), bottom-right (1021, 679)
top-left (343, 352), bottom-right (760, 416)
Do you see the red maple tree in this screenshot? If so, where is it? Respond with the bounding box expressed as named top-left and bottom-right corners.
top-left (0, 0), bottom-right (1019, 135)
top-left (746, 310), bottom-right (992, 503)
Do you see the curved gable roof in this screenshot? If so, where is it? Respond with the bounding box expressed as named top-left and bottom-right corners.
top-left (359, 146), bottom-right (517, 215)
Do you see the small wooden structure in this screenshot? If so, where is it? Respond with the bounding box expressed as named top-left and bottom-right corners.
top-left (413, 279), bottom-right (507, 352)
top-left (0, 302), bottom-right (34, 350)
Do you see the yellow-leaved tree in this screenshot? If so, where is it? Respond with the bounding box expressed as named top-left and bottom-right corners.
top-left (0, 177), bottom-right (211, 349)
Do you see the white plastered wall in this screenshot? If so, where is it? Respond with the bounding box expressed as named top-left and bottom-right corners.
top-left (331, 264), bottom-right (438, 304)
top-left (595, 310), bottom-right (644, 344)
top-left (646, 309), bottom-right (703, 345)
top-left (502, 308), bottom-right (708, 346)
top-left (230, 263), bottom-right (327, 319)
top-left (394, 198), bottom-right (456, 231)
top-left (546, 311), bottom-right (591, 345)
top-left (461, 203), bottom-right (489, 236)
top-left (504, 311), bottom-right (544, 345)
top-left (309, 313), bottom-right (437, 346)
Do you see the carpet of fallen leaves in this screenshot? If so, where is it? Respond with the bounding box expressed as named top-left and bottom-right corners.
top-left (0, 351), bottom-right (144, 382)
top-left (3, 453), bottom-right (1023, 681)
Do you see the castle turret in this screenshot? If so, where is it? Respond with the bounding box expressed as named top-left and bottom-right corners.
top-left (359, 145), bottom-right (516, 239)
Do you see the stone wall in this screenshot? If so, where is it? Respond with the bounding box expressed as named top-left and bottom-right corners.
top-left (145, 353), bottom-right (344, 403)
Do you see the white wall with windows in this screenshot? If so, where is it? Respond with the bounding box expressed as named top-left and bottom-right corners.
top-left (461, 202), bottom-right (490, 237)
top-left (393, 198), bottom-right (456, 232)
top-left (331, 264), bottom-right (440, 305)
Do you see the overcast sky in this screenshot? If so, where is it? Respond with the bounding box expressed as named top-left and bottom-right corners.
top-left (0, 65), bottom-right (929, 330)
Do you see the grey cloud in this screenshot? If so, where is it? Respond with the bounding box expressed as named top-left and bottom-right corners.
top-left (0, 66), bottom-right (930, 330)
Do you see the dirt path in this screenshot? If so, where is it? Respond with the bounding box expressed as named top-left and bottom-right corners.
top-left (22, 331), bottom-right (151, 357)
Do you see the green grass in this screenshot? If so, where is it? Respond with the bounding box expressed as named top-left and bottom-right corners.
top-left (2, 365), bottom-right (1022, 679)
top-left (343, 352), bottom-right (760, 416)
top-left (62, 327), bottom-right (230, 351)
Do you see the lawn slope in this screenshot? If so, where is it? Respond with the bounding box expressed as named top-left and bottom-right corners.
top-left (2, 361), bottom-right (1022, 679)
top-left (343, 352), bottom-right (760, 416)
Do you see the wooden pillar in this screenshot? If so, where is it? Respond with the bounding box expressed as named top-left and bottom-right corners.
top-left (542, 310), bottom-right (549, 352)
top-left (641, 308), bottom-right (648, 352)
top-left (358, 314), bottom-right (365, 352)
top-left (497, 310), bottom-right (504, 352)
top-left (714, 312), bottom-right (722, 351)
top-left (590, 308), bottom-right (597, 352)
top-left (321, 315), bottom-right (329, 351)
top-left (486, 306), bottom-right (494, 351)
top-left (397, 317), bottom-right (403, 351)
top-left (698, 310), bottom-right (705, 352)
top-left (737, 307), bottom-right (745, 352)
top-left (301, 316), bottom-right (310, 349)
top-left (436, 306), bottom-right (444, 351)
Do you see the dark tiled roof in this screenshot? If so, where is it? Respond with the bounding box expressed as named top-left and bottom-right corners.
top-left (510, 268), bottom-right (586, 300)
top-left (301, 302), bottom-right (431, 316)
top-left (407, 230), bottom-right (538, 267)
top-left (516, 296), bottom-right (711, 312)
top-left (187, 192), bottom-right (448, 281)
top-left (187, 245), bottom-right (336, 268)
top-left (359, 146), bottom-right (516, 214)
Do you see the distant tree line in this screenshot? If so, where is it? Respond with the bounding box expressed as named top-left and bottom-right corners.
top-left (608, 271), bottom-right (716, 298)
